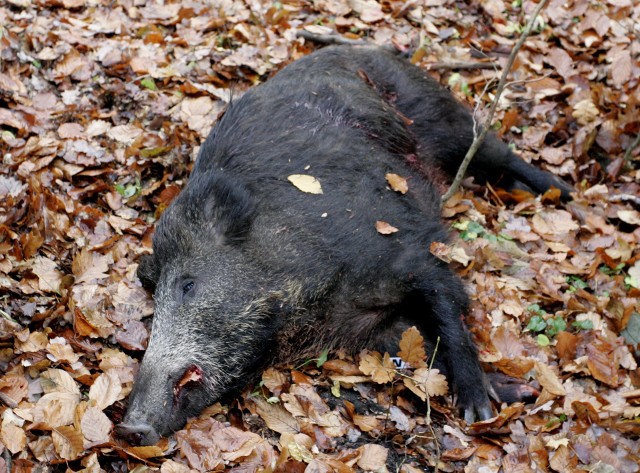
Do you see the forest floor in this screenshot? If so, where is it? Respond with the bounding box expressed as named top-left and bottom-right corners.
top-left (1, 0), bottom-right (639, 471)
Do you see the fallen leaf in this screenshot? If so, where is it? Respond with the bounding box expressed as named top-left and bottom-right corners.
top-left (89, 370), bottom-right (122, 410)
top-left (375, 220), bottom-right (399, 235)
top-left (287, 174), bottom-right (323, 194)
top-left (403, 368), bottom-right (448, 401)
top-left (359, 352), bottom-right (396, 384)
top-left (385, 173), bottom-right (409, 194)
top-left (81, 407), bottom-right (112, 443)
top-left (53, 425), bottom-right (84, 460)
top-left (397, 326), bottom-right (427, 368)
top-left (357, 444), bottom-right (388, 471)
top-left (252, 396), bottom-right (300, 434)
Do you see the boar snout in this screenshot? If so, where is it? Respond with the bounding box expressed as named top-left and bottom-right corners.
top-left (116, 421), bottom-right (160, 446)
top-left (119, 362), bottom-right (209, 444)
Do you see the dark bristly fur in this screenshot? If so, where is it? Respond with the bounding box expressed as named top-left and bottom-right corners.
top-left (119, 45), bottom-right (572, 446)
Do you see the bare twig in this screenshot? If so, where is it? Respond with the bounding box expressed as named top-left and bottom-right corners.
top-left (441, 0), bottom-right (550, 202)
top-left (623, 131), bottom-right (640, 162)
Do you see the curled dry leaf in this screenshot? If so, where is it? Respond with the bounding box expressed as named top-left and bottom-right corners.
top-left (287, 174), bottom-right (323, 194)
top-left (375, 220), bottom-right (399, 235)
top-left (385, 173), bottom-right (409, 194)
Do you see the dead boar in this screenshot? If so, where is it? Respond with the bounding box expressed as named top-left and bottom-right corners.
top-left (118, 45), bottom-right (572, 445)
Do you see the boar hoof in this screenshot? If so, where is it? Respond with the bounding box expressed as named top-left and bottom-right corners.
top-left (464, 404), bottom-right (494, 424)
top-left (116, 422), bottom-right (160, 446)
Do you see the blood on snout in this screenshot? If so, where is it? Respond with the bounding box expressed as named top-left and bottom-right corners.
top-left (173, 364), bottom-right (204, 402)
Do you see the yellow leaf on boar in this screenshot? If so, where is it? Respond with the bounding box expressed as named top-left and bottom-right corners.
top-left (385, 173), bottom-right (409, 194)
top-left (375, 220), bottom-right (399, 235)
top-left (287, 174), bottom-right (323, 194)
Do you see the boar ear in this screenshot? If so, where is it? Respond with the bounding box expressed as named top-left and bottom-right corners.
top-left (199, 173), bottom-right (256, 244)
top-left (137, 254), bottom-right (160, 292)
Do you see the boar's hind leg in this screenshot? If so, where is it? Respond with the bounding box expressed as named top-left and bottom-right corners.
top-left (403, 261), bottom-right (493, 423)
top-left (360, 49), bottom-right (573, 199)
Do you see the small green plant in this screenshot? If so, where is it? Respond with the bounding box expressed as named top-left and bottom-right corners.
top-left (296, 348), bottom-right (330, 369)
top-left (599, 263), bottom-right (625, 276)
top-left (572, 319), bottom-right (593, 331)
top-left (526, 306), bottom-right (568, 341)
top-left (115, 178), bottom-right (142, 200)
top-left (452, 220), bottom-right (485, 241)
top-left (566, 275), bottom-right (589, 293)
top-left (140, 77), bottom-right (157, 91)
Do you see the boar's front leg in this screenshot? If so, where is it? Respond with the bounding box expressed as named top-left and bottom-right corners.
top-left (402, 259), bottom-right (494, 423)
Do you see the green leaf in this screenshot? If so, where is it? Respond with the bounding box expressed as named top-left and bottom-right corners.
top-left (537, 334), bottom-right (550, 346)
top-left (546, 317), bottom-right (567, 337)
top-left (316, 348), bottom-right (329, 368)
top-left (572, 319), bottom-right (593, 331)
top-left (527, 315), bottom-right (547, 332)
top-left (140, 77), bottom-right (157, 91)
top-left (566, 276), bottom-right (588, 290)
top-left (527, 304), bottom-right (546, 316)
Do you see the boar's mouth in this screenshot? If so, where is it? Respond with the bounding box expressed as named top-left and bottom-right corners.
top-left (118, 364), bottom-right (208, 446)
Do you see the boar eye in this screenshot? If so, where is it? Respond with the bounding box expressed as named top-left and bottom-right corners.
top-left (181, 280), bottom-right (195, 297)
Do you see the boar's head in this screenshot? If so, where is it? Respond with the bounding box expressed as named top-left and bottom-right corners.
top-left (118, 172), bottom-right (277, 445)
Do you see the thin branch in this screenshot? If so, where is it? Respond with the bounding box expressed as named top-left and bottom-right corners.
top-left (441, 0), bottom-right (550, 202)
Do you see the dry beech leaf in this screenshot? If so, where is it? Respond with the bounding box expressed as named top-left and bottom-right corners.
top-left (252, 396), bottom-right (300, 434)
top-left (32, 392), bottom-right (80, 428)
top-left (385, 173), bottom-right (408, 194)
top-left (53, 425), bottom-right (84, 460)
top-left (0, 422), bottom-right (27, 454)
top-left (261, 368), bottom-right (289, 395)
top-left (0, 371), bottom-right (29, 407)
top-left (397, 326), bottom-right (427, 368)
top-left (375, 220), bottom-right (399, 235)
top-left (534, 361), bottom-right (566, 396)
top-left (125, 446), bottom-right (165, 460)
top-left (287, 174), bottom-right (323, 194)
top-left (40, 368), bottom-right (81, 396)
top-left (89, 370), bottom-right (122, 410)
top-left (14, 329), bottom-right (49, 353)
top-left (31, 256), bottom-right (64, 293)
top-left (81, 407), bottom-right (112, 443)
top-left (353, 414), bottom-right (381, 432)
top-left (160, 460), bottom-right (197, 473)
top-left (403, 368), bottom-right (448, 401)
top-left (617, 210), bottom-right (640, 225)
top-left (359, 351), bottom-right (396, 384)
top-left (357, 444), bottom-right (388, 471)
top-left (586, 336), bottom-right (620, 387)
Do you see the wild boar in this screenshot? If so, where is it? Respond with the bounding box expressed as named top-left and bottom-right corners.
top-left (117, 45), bottom-right (571, 445)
